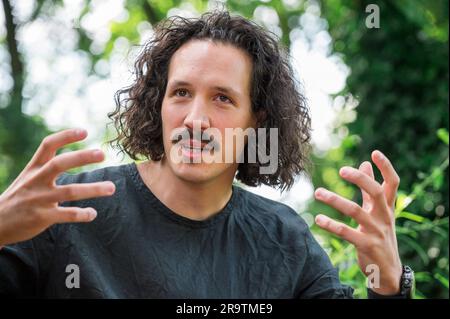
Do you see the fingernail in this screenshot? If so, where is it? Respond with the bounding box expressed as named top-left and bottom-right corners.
top-left (75, 128), bottom-right (86, 137)
top-left (106, 183), bottom-right (116, 194)
top-left (315, 188), bottom-right (326, 198)
top-left (93, 149), bottom-right (104, 159)
top-left (340, 167), bottom-right (350, 177)
top-left (88, 209), bottom-right (97, 221)
top-left (315, 215), bottom-right (326, 226)
top-left (374, 150), bottom-right (384, 160)
top-left (360, 161), bottom-right (370, 169)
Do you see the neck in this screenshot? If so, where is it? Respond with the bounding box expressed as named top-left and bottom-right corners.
top-left (136, 159), bottom-right (235, 221)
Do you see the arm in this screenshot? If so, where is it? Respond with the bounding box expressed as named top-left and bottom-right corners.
top-left (0, 228), bottom-right (56, 297)
top-left (295, 225), bottom-right (355, 299)
top-left (0, 129), bottom-right (116, 296)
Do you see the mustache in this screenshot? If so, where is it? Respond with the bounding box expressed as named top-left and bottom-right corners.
top-left (170, 128), bottom-right (220, 149)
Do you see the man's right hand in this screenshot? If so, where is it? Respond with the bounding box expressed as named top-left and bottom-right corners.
top-left (0, 128), bottom-right (116, 247)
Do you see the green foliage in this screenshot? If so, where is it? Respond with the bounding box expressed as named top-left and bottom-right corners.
top-left (317, 0), bottom-right (449, 298)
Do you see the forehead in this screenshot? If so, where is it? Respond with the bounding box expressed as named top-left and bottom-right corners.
top-left (167, 40), bottom-right (252, 95)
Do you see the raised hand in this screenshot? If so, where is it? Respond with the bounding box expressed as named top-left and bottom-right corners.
top-left (314, 150), bottom-right (403, 295)
top-left (0, 128), bottom-right (116, 247)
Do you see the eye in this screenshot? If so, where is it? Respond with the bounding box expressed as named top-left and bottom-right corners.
top-left (174, 89), bottom-right (189, 97)
top-left (215, 94), bottom-right (233, 104)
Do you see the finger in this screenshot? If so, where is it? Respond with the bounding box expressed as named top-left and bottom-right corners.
top-left (359, 161), bottom-right (374, 210)
top-left (315, 214), bottom-right (364, 246)
top-left (30, 128), bottom-right (88, 167)
top-left (372, 150), bottom-right (400, 209)
top-left (39, 182), bottom-right (116, 203)
top-left (339, 166), bottom-right (387, 209)
top-left (359, 161), bottom-right (374, 179)
top-left (39, 149), bottom-right (105, 182)
top-left (51, 206), bottom-right (98, 224)
top-left (314, 188), bottom-right (374, 230)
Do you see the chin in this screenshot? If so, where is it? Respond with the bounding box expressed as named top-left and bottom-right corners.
top-left (163, 143), bottom-right (236, 185)
top-left (171, 162), bottom-right (218, 183)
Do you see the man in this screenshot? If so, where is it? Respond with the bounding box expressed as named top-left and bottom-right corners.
top-left (0, 11), bottom-right (413, 298)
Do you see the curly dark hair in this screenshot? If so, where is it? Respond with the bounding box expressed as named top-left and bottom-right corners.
top-left (108, 10), bottom-right (312, 191)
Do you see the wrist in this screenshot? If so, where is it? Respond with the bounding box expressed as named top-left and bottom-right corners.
top-left (371, 280), bottom-right (400, 295)
top-left (368, 265), bottom-right (415, 298)
top-left (370, 265), bottom-right (403, 295)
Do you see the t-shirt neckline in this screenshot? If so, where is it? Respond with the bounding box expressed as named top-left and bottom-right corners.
top-left (125, 162), bottom-right (238, 228)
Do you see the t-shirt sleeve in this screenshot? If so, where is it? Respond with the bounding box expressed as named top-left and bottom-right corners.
top-left (0, 172), bottom-right (79, 297)
top-left (0, 227), bottom-right (57, 297)
top-left (294, 219), bottom-right (355, 299)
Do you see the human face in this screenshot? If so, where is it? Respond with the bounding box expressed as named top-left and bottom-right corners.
top-left (161, 39), bottom-right (256, 185)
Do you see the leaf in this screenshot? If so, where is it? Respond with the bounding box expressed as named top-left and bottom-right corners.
top-left (396, 226), bottom-right (418, 238)
top-left (413, 289), bottom-right (426, 299)
top-left (437, 128), bottom-right (449, 145)
top-left (330, 238), bottom-right (343, 251)
top-left (414, 271), bottom-right (432, 282)
top-left (434, 273), bottom-right (449, 289)
top-left (398, 236), bottom-right (429, 264)
top-left (395, 192), bottom-right (414, 214)
top-left (346, 263), bottom-right (361, 279)
top-left (397, 211), bottom-right (427, 223)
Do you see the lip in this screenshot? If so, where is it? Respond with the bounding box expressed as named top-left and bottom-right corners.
top-left (179, 144), bottom-right (208, 160)
top-left (173, 138), bottom-right (213, 161)
top-left (179, 139), bottom-right (209, 150)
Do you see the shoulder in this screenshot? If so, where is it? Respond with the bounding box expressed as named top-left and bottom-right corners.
top-left (233, 186), bottom-right (337, 295)
top-left (54, 163), bottom-right (137, 221)
top-left (52, 163), bottom-right (137, 242)
top-left (234, 185), bottom-right (311, 241)
top-left (56, 163), bottom-right (132, 186)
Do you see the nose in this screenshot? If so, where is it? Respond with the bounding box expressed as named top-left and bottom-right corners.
top-left (183, 96), bottom-right (211, 131)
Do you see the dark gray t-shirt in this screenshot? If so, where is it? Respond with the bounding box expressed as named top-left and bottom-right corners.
top-left (0, 163), bottom-right (354, 298)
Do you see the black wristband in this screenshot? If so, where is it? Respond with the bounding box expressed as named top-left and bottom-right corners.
top-left (367, 265), bottom-right (414, 299)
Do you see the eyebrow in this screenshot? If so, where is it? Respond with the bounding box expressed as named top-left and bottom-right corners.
top-left (168, 80), bottom-right (242, 98)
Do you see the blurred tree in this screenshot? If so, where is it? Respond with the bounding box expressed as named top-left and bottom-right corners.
top-left (0, 0), bottom-right (52, 192)
top-left (0, 0), bottom-right (92, 192)
top-left (317, 0), bottom-right (449, 298)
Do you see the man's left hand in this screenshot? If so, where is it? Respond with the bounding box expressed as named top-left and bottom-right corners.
top-left (314, 150), bottom-right (403, 295)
